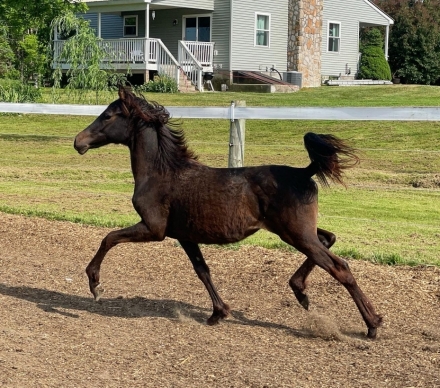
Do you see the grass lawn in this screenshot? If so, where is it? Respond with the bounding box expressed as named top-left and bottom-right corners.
top-left (1, 85), bottom-right (440, 266)
top-left (40, 84), bottom-right (440, 106)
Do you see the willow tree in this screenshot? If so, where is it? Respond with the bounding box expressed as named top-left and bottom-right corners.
top-left (51, 11), bottom-right (128, 102)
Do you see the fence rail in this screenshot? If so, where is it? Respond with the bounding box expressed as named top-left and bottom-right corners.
top-left (1, 103), bottom-right (440, 121)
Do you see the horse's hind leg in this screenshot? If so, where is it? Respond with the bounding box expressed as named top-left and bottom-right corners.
top-left (282, 229), bottom-right (381, 338)
top-left (298, 240), bottom-right (381, 338)
top-left (179, 240), bottom-right (230, 325)
top-left (289, 228), bottom-right (336, 310)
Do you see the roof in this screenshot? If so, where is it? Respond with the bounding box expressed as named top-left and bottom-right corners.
top-left (364, 0), bottom-right (394, 25)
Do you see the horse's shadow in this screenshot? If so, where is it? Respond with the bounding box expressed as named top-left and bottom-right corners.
top-left (0, 283), bottom-right (311, 337)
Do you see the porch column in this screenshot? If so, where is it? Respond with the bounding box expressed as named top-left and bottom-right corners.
top-left (385, 24), bottom-right (389, 60)
top-left (145, 4), bottom-right (150, 82)
top-left (98, 13), bottom-right (101, 38)
top-left (146, 4), bottom-right (150, 38)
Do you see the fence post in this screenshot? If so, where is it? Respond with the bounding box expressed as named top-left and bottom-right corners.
top-left (228, 100), bottom-right (246, 168)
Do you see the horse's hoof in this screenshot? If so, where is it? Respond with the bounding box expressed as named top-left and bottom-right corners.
top-left (300, 295), bottom-right (309, 310)
top-left (207, 306), bottom-right (230, 325)
top-left (207, 316), bottom-right (220, 326)
top-left (367, 327), bottom-right (377, 339)
top-left (92, 283), bottom-right (105, 302)
top-left (293, 290), bottom-right (309, 310)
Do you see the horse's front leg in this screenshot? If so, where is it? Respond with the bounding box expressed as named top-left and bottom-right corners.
top-left (86, 222), bottom-right (159, 301)
top-left (178, 240), bottom-right (230, 325)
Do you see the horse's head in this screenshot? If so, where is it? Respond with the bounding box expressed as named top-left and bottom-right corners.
top-left (74, 87), bottom-right (134, 155)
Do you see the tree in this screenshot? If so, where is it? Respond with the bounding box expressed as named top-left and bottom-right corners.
top-left (358, 28), bottom-right (392, 80)
top-left (18, 35), bottom-right (46, 83)
top-left (51, 11), bottom-right (128, 102)
top-left (0, 0), bottom-right (86, 81)
top-left (373, 0), bottom-right (440, 84)
top-left (0, 26), bottom-right (17, 79)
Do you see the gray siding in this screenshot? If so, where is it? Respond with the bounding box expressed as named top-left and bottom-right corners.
top-left (230, 0), bottom-right (288, 72)
top-left (150, 8), bottom-right (213, 59)
top-left (82, 13), bottom-right (124, 39)
top-left (152, 0), bottom-right (214, 10)
top-left (82, 0), bottom-right (289, 74)
top-left (100, 14), bottom-right (124, 39)
top-left (321, 0), bottom-right (392, 77)
top-left (85, 13), bottom-right (98, 33)
top-left (211, 0), bottom-right (230, 71)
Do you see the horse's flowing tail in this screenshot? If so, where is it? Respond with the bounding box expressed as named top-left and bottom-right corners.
top-left (303, 132), bottom-right (359, 187)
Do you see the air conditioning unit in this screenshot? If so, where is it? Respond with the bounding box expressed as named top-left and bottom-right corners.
top-left (283, 71), bottom-right (302, 88)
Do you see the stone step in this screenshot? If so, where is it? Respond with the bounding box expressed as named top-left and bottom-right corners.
top-left (326, 79), bottom-right (393, 86)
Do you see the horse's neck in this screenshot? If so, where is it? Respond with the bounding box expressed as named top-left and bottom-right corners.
top-left (129, 126), bottom-right (158, 183)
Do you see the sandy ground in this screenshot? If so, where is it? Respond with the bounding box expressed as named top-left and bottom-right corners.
top-left (0, 213), bottom-right (439, 387)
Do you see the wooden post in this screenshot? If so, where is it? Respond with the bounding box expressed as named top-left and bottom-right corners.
top-left (228, 100), bottom-right (246, 168)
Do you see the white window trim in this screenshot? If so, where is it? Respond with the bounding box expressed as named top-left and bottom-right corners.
top-left (123, 15), bottom-right (138, 38)
top-left (182, 14), bottom-right (212, 42)
top-left (327, 20), bottom-right (341, 53)
top-left (254, 12), bottom-right (271, 47)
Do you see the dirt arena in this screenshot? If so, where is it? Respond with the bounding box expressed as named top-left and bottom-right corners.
top-left (0, 213), bottom-right (439, 387)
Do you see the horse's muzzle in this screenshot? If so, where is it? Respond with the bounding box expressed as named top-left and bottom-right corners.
top-left (74, 137), bottom-right (89, 155)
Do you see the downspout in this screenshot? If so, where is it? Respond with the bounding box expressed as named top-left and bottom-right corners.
top-left (229, 0), bottom-right (233, 83)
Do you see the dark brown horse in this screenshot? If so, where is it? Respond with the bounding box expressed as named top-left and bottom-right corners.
top-left (74, 87), bottom-right (382, 338)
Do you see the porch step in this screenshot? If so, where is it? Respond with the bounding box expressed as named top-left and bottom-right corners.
top-left (326, 79), bottom-right (393, 86)
top-left (178, 72), bottom-right (198, 93)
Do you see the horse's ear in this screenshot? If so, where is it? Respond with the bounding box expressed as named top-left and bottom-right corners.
top-left (118, 85), bottom-right (127, 101)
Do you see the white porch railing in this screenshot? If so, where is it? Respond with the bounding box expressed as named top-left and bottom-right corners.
top-left (53, 38), bottom-right (158, 64)
top-left (178, 41), bottom-right (204, 91)
top-left (100, 38), bottom-right (158, 63)
top-left (52, 38), bottom-right (214, 91)
top-left (183, 41), bottom-right (214, 68)
top-left (156, 39), bottom-right (181, 87)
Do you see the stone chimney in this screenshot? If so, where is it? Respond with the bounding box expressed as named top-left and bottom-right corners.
top-left (287, 0), bottom-right (323, 87)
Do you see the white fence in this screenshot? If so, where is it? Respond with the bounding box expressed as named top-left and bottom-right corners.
top-left (1, 102), bottom-right (440, 121)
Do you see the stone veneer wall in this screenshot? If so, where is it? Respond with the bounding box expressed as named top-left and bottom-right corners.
top-left (287, 0), bottom-right (323, 87)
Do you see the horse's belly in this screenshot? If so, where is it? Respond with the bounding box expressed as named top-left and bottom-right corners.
top-left (167, 209), bottom-right (261, 244)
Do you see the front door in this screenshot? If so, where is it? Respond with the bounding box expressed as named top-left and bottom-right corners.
top-left (183, 16), bottom-right (211, 42)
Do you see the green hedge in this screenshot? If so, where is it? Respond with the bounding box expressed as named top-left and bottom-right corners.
top-left (358, 46), bottom-right (392, 80)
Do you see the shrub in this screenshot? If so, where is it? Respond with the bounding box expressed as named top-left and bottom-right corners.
top-left (0, 79), bottom-right (41, 102)
top-left (358, 46), bottom-right (392, 80)
top-left (135, 74), bottom-right (178, 93)
top-left (358, 28), bottom-right (392, 81)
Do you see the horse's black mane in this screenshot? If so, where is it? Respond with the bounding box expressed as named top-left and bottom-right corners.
top-left (120, 88), bottom-right (198, 173)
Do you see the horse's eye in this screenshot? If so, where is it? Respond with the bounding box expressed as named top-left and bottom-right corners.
top-left (103, 114), bottom-right (112, 120)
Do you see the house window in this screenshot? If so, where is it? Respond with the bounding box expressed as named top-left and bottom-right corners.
top-left (255, 13), bottom-right (270, 46)
top-left (184, 16), bottom-right (211, 42)
top-left (124, 15), bottom-right (138, 37)
top-left (328, 22), bottom-right (340, 52)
